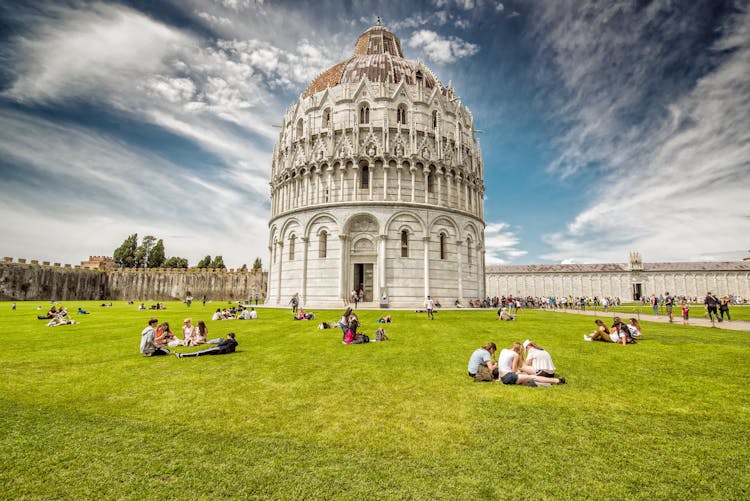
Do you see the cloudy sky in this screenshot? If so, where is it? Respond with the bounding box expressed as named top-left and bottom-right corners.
top-left (1, 0), bottom-right (748, 268)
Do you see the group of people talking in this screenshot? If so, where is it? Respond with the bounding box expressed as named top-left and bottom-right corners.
top-left (468, 341), bottom-right (566, 386)
top-left (584, 317), bottom-right (641, 344)
top-left (139, 317), bottom-right (237, 358)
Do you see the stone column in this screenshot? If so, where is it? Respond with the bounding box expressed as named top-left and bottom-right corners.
top-left (301, 237), bottom-right (309, 305)
top-left (266, 245), bottom-right (273, 302)
top-left (378, 234), bottom-right (387, 300)
top-left (338, 234), bottom-right (348, 301)
top-left (397, 166), bottom-right (403, 201)
top-left (327, 167), bottom-right (334, 203)
top-left (275, 241), bottom-right (284, 304)
top-left (303, 172), bottom-right (310, 207)
top-left (368, 166), bottom-right (374, 200)
top-left (423, 168), bottom-right (430, 203)
top-left (382, 164), bottom-right (389, 200)
top-left (339, 166), bottom-right (345, 202)
top-left (457, 177), bottom-right (462, 209)
top-left (423, 236), bottom-right (431, 298)
top-left (447, 174), bottom-right (453, 208)
top-left (456, 239), bottom-right (464, 300)
top-left (353, 168), bottom-right (359, 201)
top-left (464, 182), bottom-right (469, 211)
top-left (437, 172), bottom-right (443, 205)
top-left (410, 167), bottom-right (416, 202)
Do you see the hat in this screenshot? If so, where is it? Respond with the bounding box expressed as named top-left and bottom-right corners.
top-left (523, 340), bottom-right (531, 349)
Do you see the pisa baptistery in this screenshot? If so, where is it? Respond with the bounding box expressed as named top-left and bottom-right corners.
top-left (267, 22), bottom-right (485, 308)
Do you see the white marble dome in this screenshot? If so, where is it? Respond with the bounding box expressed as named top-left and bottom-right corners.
top-left (267, 23), bottom-right (486, 308)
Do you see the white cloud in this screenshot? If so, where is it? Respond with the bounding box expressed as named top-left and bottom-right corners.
top-left (484, 222), bottom-right (527, 265)
top-left (407, 30), bottom-right (479, 63)
top-left (495, 3), bottom-right (505, 12)
top-left (196, 11), bottom-right (232, 26)
top-left (533, 3), bottom-right (750, 263)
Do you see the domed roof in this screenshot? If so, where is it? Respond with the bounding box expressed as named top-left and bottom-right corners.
top-left (303, 25), bottom-right (440, 97)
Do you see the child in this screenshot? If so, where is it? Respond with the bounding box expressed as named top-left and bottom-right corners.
top-left (681, 301), bottom-right (689, 325)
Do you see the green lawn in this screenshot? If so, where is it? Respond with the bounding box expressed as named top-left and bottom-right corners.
top-left (1, 301), bottom-right (748, 499)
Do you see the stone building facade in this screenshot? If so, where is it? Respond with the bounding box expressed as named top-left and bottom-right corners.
top-left (485, 252), bottom-right (750, 300)
top-left (267, 24), bottom-right (486, 307)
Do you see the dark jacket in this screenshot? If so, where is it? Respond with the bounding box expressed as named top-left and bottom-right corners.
top-left (216, 337), bottom-right (238, 354)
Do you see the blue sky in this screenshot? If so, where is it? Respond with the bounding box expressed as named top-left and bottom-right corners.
top-left (0, 0), bottom-right (748, 268)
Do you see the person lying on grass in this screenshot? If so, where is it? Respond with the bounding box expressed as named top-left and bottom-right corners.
top-left (46, 313), bottom-right (79, 327)
top-left (498, 342), bottom-right (566, 386)
top-left (175, 332), bottom-right (237, 358)
top-left (140, 318), bottom-right (169, 356)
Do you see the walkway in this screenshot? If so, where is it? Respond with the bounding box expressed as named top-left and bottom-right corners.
top-left (543, 307), bottom-right (750, 332)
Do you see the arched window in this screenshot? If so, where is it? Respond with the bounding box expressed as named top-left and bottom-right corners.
top-left (427, 172), bottom-right (435, 193)
top-left (416, 70), bottom-right (423, 83)
top-left (467, 237), bottom-right (473, 266)
top-left (296, 118), bottom-right (303, 139)
top-left (440, 233), bottom-right (446, 260)
top-left (359, 103), bottom-right (370, 124)
top-left (397, 104), bottom-right (407, 125)
top-left (289, 235), bottom-right (296, 260)
top-left (361, 165), bottom-right (369, 189)
top-left (401, 230), bottom-right (409, 258)
top-left (319, 231), bottom-right (327, 258)
top-left (323, 107), bottom-right (331, 129)
top-left (432, 110), bottom-right (438, 129)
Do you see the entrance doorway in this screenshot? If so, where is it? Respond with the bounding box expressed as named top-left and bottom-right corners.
top-left (353, 263), bottom-right (373, 302)
top-left (632, 283), bottom-right (642, 301)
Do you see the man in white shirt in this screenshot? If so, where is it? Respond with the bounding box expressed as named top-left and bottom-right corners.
top-left (425, 296), bottom-right (435, 320)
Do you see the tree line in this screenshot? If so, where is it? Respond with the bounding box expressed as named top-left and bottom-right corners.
top-left (113, 234), bottom-right (262, 270)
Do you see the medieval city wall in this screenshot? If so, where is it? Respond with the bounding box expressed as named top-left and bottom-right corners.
top-left (0, 259), bottom-right (268, 301)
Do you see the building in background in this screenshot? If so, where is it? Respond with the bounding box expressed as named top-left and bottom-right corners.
top-left (485, 252), bottom-right (750, 300)
top-left (267, 22), bottom-right (486, 307)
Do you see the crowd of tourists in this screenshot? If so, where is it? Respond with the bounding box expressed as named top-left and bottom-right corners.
top-left (139, 317), bottom-right (238, 358)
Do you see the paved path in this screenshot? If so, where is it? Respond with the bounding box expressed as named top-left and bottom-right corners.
top-left (544, 308), bottom-right (750, 332)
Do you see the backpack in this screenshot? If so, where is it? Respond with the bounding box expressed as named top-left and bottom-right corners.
top-left (375, 328), bottom-right (388, 341)
top-left (474, 364), bottom-right (494, 382)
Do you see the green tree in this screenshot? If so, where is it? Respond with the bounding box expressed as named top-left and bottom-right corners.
top-left (210, 255), bottom-right (226, 269)
top-left (164, 257), bottom-right (188, 268)
top-left (196, 255), bottom-right (212, 268)
top-left (240, 263), bottom-right (248, 271)
top-left (252, 257), bottom-right (262, 270)
top-left (113, 233), bottom-right (138, 268)
top-left (135, 235), bottom-right (156, 268)
top-left (147, 239), bottom-right (166, 268)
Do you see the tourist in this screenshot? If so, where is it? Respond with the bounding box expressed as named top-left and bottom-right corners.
top-left (497, 342), bottom-right (565, 386)
top-left (425, 295), bottom-right (435, 320)
top-left (186, 294), bottom-right (193, 308)
top-left (467, 342), bottom-right (498, 380)
top-left (719, 296), bottom-right (731, 321)
top-left (156, 322), bottom-right (181, 348)
top-left (343, 311), bottom-right (359, 344)
top-left (202, 295), bottom-right (207, 307)
top-left (681, 301), bottom-right (690, 325)
top-left (46, 314), bottom-right (79, 327)
top-left (140, 318), bottom-right (169, 356)
top-left (137, 303), bottom-right (146, 310)
top-left (496, 306), bottom-right (515, 321)
top-left (211, 308), bottom-right (222, 321)
top-left (182, 318), bottom-right (195, 344)
top-left (289, 293), bottom-right (299, 314)
top-left (12, 302), bottom-right (16, 310)
top-left (522, 340), bottom-right (556, 378)
top-left (628, 318), bottom-right (643, 338)
top-left (376, 315), bottom-right (391, 323)
top-left (77, 307), bottom-right (90, 314)
top-left (239, 307), bottom-right (258, 320)
top-left (664, 292), bottom-right (674, 323)
top-left (254, 293), bottom-right (259, 305)
top-left (176, 332), bottom-right (238, 358)
top-left (651, 295), bottom-right (659, 316)
top-left (704, 292), bottom-right (720, 322)
top-left (191, 321), bottom-right (208, 345)
top-left (339, 307), bottom-right (352, 340)
top-left (359, 288), bottom-right (365, 303)
top-left (454, 299), bottom-right (463, 308)
top-left (584, 319), bottom-right (613, 342)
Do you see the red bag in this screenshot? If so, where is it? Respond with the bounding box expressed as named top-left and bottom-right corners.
top-left (344, 329), bottom-right (354, 344)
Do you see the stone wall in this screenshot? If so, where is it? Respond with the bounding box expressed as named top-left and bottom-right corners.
top-left (0, 260), bottom-right (267, 301)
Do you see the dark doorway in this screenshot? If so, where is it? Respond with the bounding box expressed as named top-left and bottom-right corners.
top-left (353, 263), bottom-right (373, 301)
top-left (633, 283), bottom-right (642, 301)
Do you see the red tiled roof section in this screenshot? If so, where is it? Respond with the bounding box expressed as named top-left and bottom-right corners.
top-left (302, 25), bottom-right (436, 98)
top-left (304, 60), bottom-right (348, 98)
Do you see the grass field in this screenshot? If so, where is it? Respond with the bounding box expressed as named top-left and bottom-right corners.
top-left (1, 301), bottom-right (749, 499)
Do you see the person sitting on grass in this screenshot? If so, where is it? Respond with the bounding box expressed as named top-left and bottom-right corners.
top-left (137, 303), bottom-right (146, 310)
top-left (497, 306), bottom-right (515, 321)
top-left (182, 318), bottom-right (196, 344)
top-left (189, 321), bottom-right (208, 346)
top-left (156, 322), bottom-right (182, 347)
top-left (467, 342), bottom-right (498, 380)
top-left (522, 340), bottom-right (556, 378)
top-left (498, 342), bottom-right (566, 386)
top-left (140, 318), bottom-right (169, 356)
top-left (584, 319), bottom-right (611, 342)
top-left (211, 308), bottom-right (222, 321)
top-left (39, 306), bottom-right (57, 319)
top-left (46, 313), bottom-right (79, 327)
top-left (238, 307), bottom-right (257, 320)
top-left (176, 332), bottom-right (237, 358)
top-left (628, 318), bottom-right (643, 337)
